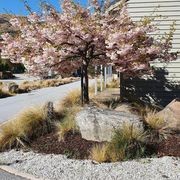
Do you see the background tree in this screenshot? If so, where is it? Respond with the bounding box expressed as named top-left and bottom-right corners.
top-left (1, 0), bottom-right (177, 103)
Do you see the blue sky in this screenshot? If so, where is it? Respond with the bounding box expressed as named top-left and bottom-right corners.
top-left (0, 0), bottom-right (88, 15)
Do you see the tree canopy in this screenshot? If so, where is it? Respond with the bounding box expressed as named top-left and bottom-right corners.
top-left (0, 0), bottom-right (177, 102)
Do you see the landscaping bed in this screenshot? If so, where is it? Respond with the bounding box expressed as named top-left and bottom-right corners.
top-left (0, 89), bottom-right (179, 180)
top-left (157, 135), bottom-right (180, 157)
top-left (30, 131), bottom-right (101, 159)
top-left (28, 131), bottom-right (180, 160)
top-left (0, 89), bottom-right (179, 165)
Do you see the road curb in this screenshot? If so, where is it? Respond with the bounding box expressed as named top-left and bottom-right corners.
top-left (0, 165), bottom-right (43, 180)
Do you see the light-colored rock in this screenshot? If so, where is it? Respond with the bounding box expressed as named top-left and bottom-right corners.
top-left (157, 99), bottom-right (180, 133)
top-left (8, 83), bottom-right (19, 93)
top-left (75, 107), bottom-right (143, 142)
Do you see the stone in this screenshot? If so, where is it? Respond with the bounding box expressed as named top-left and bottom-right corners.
top-left (0, 71), bottom-right (14, 79)
top-left (8, 82), bottom-right (19, 93)
top-left (43, 101), bottom-right (55, 121)
top-left (43, 101), bottom-right (55, 133)
top-left (75, 106), bottom-right (143, 142)
top-left (157, 99), bottom-right (180, 133)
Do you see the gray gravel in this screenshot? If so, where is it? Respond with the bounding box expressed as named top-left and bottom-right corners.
top-left (0, 150), bottom-right (179, 180)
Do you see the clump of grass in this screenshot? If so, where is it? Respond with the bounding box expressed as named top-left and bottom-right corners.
top-left (0, 88), bottom-right (11, 98)
top-left (56, 106), bottom-right (80, 141)
top-left (90, 144), bottom-right (109, 163)
top-left (107, 124), bottom-right (146, 161)
top-left (0, 106), bottom-right (52, 150)
top-left (144, 110), bottom-right (165, 130)
top-left (144, 110), bottom-right (166, 142)
top-left (107, 79), bottom-right (119, 88)
top-left (19, 77), bottom-right (77, 93)
top-left (90, 123), bottom-right (147, 163)
top-left (61, 89), bottom-right (81, 108)
top-left (56, 98), bottom-right (81, 141)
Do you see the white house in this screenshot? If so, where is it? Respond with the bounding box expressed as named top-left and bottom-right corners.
top-left (109, 0), bottom-right (180, 106)
top-left (110, 0), bottom-right (180, 82)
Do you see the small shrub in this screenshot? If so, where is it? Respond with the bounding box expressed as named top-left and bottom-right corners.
top-left (56, 106), bottom-right (80, 141)
top-left (19, 81), bottom-right (31, 92)
top-left (144, 111), bottom-right (165, 130)
top-left (61, 89), bottom-right (81, 108)
top-left (0, 88), bottom-right (11, 98)
top-left (107, 124), bottom-right (147, 161)
top-left (89, 124), bottom-right (147, 162)
top-left (0, 106), bottom-right (52, 150)
top-left (102, 98), bottom-right (120, 109)
top-left (144, 110), bottom-right (166, 142)
top-left (56, 114), bottom-right (77, 141)
top-left (90, 144), bottom-right (109, 163)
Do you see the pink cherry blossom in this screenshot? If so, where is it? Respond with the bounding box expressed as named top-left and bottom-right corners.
top-left (1, 0), bottom-right (177, 102)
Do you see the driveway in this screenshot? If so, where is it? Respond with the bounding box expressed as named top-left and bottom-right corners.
top-left (0, 80), bottom-right (93, 123)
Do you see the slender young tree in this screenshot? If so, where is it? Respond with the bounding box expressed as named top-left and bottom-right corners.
top-left (1, 0), bottom-right (177, 103)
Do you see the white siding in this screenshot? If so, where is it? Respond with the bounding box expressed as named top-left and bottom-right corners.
top-left (127, 0), bottom-right (180, 82)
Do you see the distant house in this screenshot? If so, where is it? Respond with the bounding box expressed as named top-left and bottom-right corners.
top-left (110, 0), bottom-right (180, 106)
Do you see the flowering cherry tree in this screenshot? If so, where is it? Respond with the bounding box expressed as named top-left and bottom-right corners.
top-left (1, 0), bottom-right (177, 103)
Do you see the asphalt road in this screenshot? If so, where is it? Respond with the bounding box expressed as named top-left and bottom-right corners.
top-left (0, 80), bottom-right (92, 123)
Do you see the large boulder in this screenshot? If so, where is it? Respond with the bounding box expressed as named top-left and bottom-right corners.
top-left (157, 99), bottom-right (180, 133)
top-left (75, 107), bottom-right (143, 142)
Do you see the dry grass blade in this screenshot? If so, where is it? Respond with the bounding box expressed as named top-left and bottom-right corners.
top-left (0, 106), bottom-right (48, 150)
top-left (61, 89), bottom-right (81, 108)
top-left (144, 110), bottom-right (165, 130)
top-left (90, 144), bottom-right (109, 163)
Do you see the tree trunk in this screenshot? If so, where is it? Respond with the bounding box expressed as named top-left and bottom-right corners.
top-left (120, 73), bottom-right (124, 101)
top-left (81, 66), bottom-right (84, 105)
top-left (83, 65), bottom-right (89, 104)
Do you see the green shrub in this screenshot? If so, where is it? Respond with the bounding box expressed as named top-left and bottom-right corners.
top-left (107, 124), bottom-right (147, 161)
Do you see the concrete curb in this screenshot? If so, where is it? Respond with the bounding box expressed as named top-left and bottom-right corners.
top-left (0, 165), bottom-right (43, 180)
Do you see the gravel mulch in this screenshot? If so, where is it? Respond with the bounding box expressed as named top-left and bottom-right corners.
top-left (0, 150), bottom-right (179, 180)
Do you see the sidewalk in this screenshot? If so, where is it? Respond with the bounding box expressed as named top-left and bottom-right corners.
top-left (0, 169), bottom-right (27, 180)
